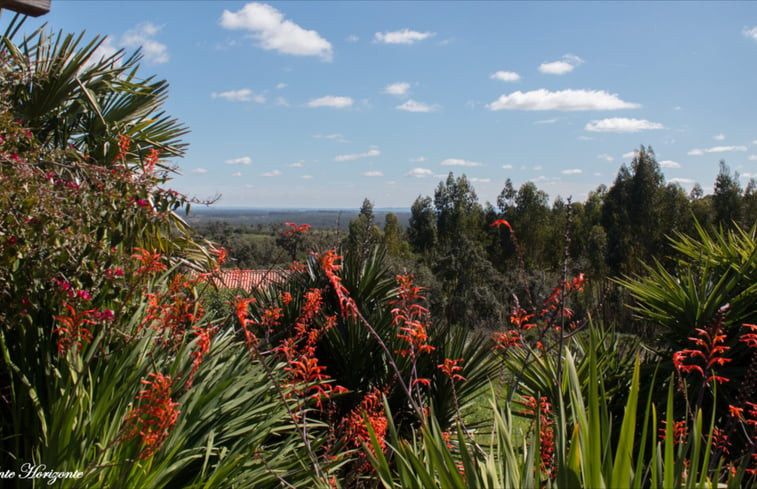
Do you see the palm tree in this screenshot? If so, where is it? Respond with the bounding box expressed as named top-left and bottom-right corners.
top-left (1, 14), bottom-right (188, 167)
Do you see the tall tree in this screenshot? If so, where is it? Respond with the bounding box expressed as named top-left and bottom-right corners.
top-left (344, 198), bottom-right (382, 261)
top-left (408, 195), bottom-right (437, 256)
top-left (712, 160), bottom-right (742, 230)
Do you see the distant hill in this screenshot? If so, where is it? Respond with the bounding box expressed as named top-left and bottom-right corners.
top-left (186, 207), bottom-right (411, 229)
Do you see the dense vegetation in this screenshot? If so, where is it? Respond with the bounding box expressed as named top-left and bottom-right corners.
top-left (1, 16), bottom-right (756, 488)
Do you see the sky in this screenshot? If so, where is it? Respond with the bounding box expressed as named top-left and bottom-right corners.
top-left (7, 1), bottom-right (757, 209)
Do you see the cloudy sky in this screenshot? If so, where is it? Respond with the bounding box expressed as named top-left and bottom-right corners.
top-left (13, 1), bottom-right (757, 208)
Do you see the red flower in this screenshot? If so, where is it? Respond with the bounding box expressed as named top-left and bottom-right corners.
top-left (122, 373), bottom-right (180, 458)
top-left (490, 219), bottom-right (513, 231)
top-left (438, 358), bottom-right (466, 382)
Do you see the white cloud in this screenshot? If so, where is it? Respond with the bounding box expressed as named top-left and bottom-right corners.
top-left (276, 82), bottom-right (287, 89)
top-left (533, 165), bottom-right (543, 171)
top-left (749, 155), bottom-right (757, 161)
top-left (410, 156), bottom-right (426, 162)
top-left (538, 54), bottom-right (584, 75)
top-left (490, 70), bottom-right (521, 82)
top-left (669, 177), bottom-right (695, 184)
top-left (534, 118), bottom-right (558, 124)
top-left (231, 171), bottom-right (243, 177)
top-left (597, 154), bottom-right (614, 162)
top-left (470, 177), bottom-right (491, 183)
top-left (260, 169), bottom-right (282, 177)
top-left (440, 158), bottom-right (483, 167)
top-left (502, 164), bottom-right (513, 169)
top-left (191, 168), bottom-right (208, 174)
top-left (706, 145), bottom-right (748, 153)
top-left (334, 148), bottom-right (380, 162)
top-left (374, 29), bottom-right (434, 45)
top-left (211, 88), bottom-right (266, 103)
top-left (714, 133), bottom-right (725, 141)
top-left (362, 171), bottom-right (384, 177)
top-left (743, 26), bottom-right (757, 42)
top-left (396, 99), bottom-right (440, 112)
top-left (487, 89), bottom-right (639, 111)
top-left (585, 118), bottom-right (664, 133)
top-left (225, 157), bottom-right (252, 165)
top-left (384, 82), bottom-right (410, 96)
top-left (120, 22), bottom-right (169, 64)
top-left (346, 34), bottom-right (359, 43)
top-left (287, 160), bottom-right (304, 167)
top-left (562, 169), bottom-right (583, 175)
top-left (660, 160), bottom-right (681, 168)
top-left (313, 133), bottom-right (349, 143)
top-left (307, 95), bottom-right (354, 108)
top-left (689, 145), bottom-right (748, 155)
top-left (301, 174), bottom-right (314, 179)
top-left (405, 168), bottom-right (433, 178)
top-left (220, 3), bottom-right (333, 61)
top-left (623, 151), bottom-right (639, 159)
top-left (274, 96), bottom-right (290, 107)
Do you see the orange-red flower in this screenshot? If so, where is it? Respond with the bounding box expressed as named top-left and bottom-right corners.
top-left (122, 372), bottom-right (180, 459)
top-left (438, 358), bottom-right (466, 382)
top-left (490, 219), bottom-right (513, 231)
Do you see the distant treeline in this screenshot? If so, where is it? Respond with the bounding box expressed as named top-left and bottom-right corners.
top-left (195, 146), bottom-right (756, 331)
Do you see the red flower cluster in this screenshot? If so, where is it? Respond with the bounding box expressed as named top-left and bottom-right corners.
top-left (53, 302), bottom-right (96, 354)
top-left (339, 387), bottom-right (389, 471)
top-left (672, 308), bottom-right (731, 385)
top-left (391, 274), bottom-right (434, 359)
top-left (438, 358), bottom-right (466, 382)
top-left (122, 372), bottom-right (180, 459)
top-left (319, 250), bottom-right (357, 318)
top-left (520, 395), bottom-right (555, 478)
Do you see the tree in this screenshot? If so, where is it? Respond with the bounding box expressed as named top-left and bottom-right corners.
top-left (712, 160), bottom-right (742, 230)
top-left (382, 212), bottom-right (409, 258)
top-left (344, 198), bottom-right (382, 261)
top-left (433, 172), bottom-right (483, 245)
top-left (601, 146), bottom-right (667, 275)
top-left (408, 195), bottom-right (437, 255)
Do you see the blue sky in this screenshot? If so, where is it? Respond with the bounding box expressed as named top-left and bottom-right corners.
top-left (10, 1), bottom-right (757, 208)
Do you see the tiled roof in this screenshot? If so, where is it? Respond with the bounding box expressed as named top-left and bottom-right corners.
top-left (201, 269), bottom-right (287, 292)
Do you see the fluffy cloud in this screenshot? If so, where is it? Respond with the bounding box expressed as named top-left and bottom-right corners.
top-left (405, 168), bottom-right (433, 178)
top-left (585, 118), bottom-right (664, 133)
top-left (120, 22), bottom-right (169, 64)
top-left (490, 70), bottom-right (521, 82)
top-left (374, 29), bottom-right (434, 44)
top-left (743, 26), bottom-right (757, 42)
top-left (190, 168), bottom-right (208, 174)
top-left (502, 164), bottom-right (513, 169)
top-left (440, 158), bottom-right (483, 167)
top-left (660, 160), bottom-right (681, 168)
top-left (225, 157), bottom-right (253, 165)
top-left (669, 177), bottom-right (695, 184)
top-left (220, 3), bottom-right (333, 60)
top-left (211, 88), bottom-right (266, 103)
top-left (384, 82), bottom-right (410, 96)
top-left (469, 177), bottom-right (491, 183)
top-left (487, 89), bottom-right (639, 111)
top-left (534, 118), bottom-right (558, 124)
top-left (597, 154), bottom-right (614, 162)
top-left (623, 151), bottom-right (639, 159)
top-left (307, 96), bottom-right (354, 108)
top-left (260, 169), bottom-right (282, 177)
top-left (334, 148), bottom-right (380, 162)
top-left (362, 171), bottom-right (384, 177)
top-left (688, 145), bottom-right (748, 155)
top-left (714, 133), bottom-right (725, 141)
top-left (410, 156), bottom-right (426, 162)
top-left (538, 54), bottom-right (584, 75)
top-left (396, 99), bottom-right (440, 112)
top-left (562, 169), bottom-right (583, 175)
